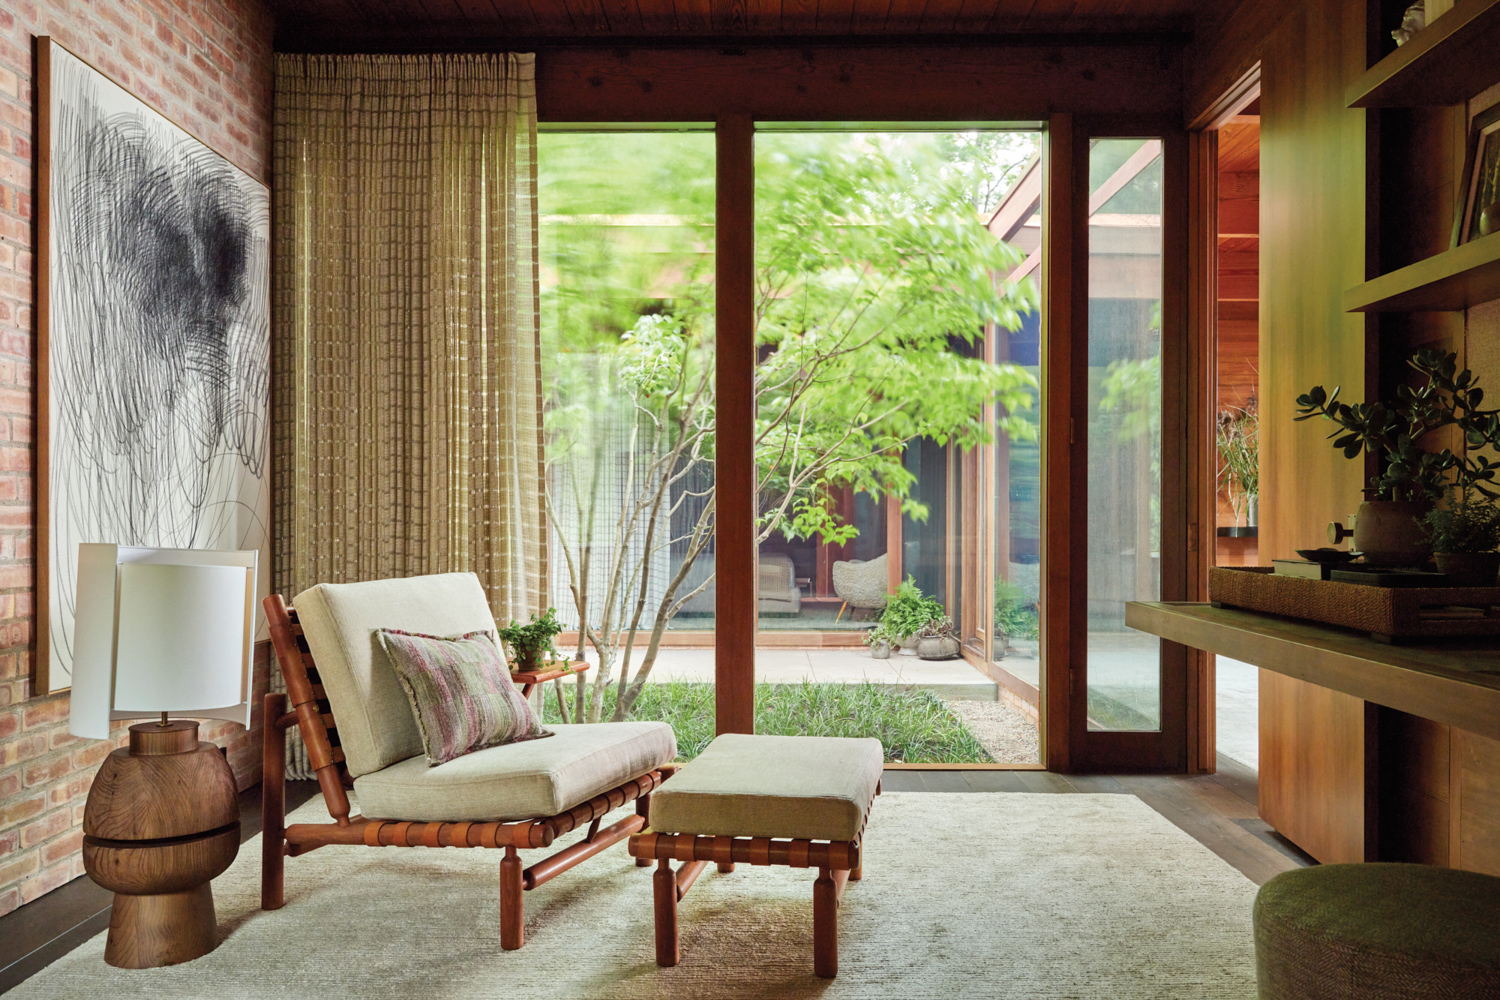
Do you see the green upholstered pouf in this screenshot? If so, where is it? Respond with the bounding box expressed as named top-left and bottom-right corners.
top-left (1254, 863), bottom-right (1500, 1000)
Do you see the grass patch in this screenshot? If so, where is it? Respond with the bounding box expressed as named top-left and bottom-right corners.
top-left (539, 681), bottom-right (992, 764)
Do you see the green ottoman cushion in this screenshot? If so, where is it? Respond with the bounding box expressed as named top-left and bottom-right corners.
top-left (1254, 863), bottom-right (1500, 999)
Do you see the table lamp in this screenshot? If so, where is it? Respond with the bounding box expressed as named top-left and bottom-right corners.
top-left (69, 544), bottom-right (258, 969)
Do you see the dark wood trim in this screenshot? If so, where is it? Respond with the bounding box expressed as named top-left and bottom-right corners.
top-left (34, 36), bottom-right (54, 694)
top-left (1345, 0), bottom-right (1500, 108)
top-left (1041, 113), bottom-right (1077, 775)
top-left (715, 114), bottom-right (756, 736)
top-left (533, 44), bottom-right (1183, 122)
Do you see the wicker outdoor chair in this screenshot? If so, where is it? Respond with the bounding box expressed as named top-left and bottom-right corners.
top-left (260, 573), bottom-right (677, 950)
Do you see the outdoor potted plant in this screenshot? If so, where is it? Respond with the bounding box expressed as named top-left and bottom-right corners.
top-left (1420, 487), bottom-right (1500, 586)
top-left (497, 608), bottom-right (564, 673)
top-left (914, 615), bottom-right (961, 660)
top-left (863, 622), bottom-right (899, 659)
top-left (1296, 349), bottom-right (1500, 565)
top-left (878, 577), bottom-right (946, 655)
top-left (1216, 393), bottom-right (1259, 530)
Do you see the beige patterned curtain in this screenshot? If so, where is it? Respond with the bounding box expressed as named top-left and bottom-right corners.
top-left (272, 54), bottom-right (545, 773)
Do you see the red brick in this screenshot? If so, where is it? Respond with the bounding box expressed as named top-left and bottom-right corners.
top-left (40, 828), bottom-right (82, 866)
top-left (0, 888), bottom-right (16, 917)
top-left (22, 755), bottom-right (70, 788)
top-left (70, 740), bottom-right (112, 770)
top-left (0, 849), bottom-right (37, 885)
top-left (19, 808), bottom-right (69, 848)
top-left (21, 696), bottom-right (66, 729)
top-left (19, 861), bottom-right (70, 903)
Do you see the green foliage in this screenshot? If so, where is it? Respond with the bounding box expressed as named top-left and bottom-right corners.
top-left (993, 580), bottom-right (1039, 641)
top-left (497, 609), bottom-right (563, 659)
top-left (879, 576), bottom-right (946, 640)
top-left (1295, 348), bottom-right (1500, 502)
top-left (1217, 393), bottom-right (1259, 523)
top-left (539, 681), bottom-right (992, 763)
top-left (1420, 488), bottom-right (1500, 554)
top-left (863, 621), bottom-right (902, 647)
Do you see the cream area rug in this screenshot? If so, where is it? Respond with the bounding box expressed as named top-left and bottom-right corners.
top-left (14, 793), bottom-right (1259, 999)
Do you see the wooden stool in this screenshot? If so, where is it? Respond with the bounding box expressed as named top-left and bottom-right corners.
top-left (628, 734), bottom-right (883, 979)
top-left (1254, 863), bottom-right (1500, 999)
top-left (82, 720), bottom-right (240, 968)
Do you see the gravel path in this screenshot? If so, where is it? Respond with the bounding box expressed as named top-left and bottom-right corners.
top-left (949, 698), bottom-right (1040, 765)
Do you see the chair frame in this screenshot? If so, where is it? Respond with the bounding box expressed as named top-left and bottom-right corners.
top-left (261, 594), bottom-right (673, 949)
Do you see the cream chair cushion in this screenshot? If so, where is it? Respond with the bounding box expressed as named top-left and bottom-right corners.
top-left (294, 573), bottom-right (501, 778)
top-left (354, 721), bottom-right (677, 821)
top-left (648, 733), bottom-right (883, 842)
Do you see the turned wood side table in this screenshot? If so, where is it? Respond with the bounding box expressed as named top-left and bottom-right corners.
top-left (82, 719), bottom-right (240, 968)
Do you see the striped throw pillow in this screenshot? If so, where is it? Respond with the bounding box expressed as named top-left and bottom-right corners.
top-left (377, 629), bottom-right (552, 766)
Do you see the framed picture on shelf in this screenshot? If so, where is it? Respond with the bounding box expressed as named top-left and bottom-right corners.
top-left (1454, 103), bottom-right (1500, 246)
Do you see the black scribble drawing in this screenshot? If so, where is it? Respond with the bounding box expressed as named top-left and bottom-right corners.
top-left (45, 46), bottom-right (270, 690)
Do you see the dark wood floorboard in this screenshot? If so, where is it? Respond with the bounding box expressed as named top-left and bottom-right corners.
top-left (0, 780), bottom-right (318, 995)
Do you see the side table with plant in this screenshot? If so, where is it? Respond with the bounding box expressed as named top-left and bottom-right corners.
top-left (1295, 349), bottom-right (1500, 565)
top-left (498, 608), bottom-right (564, 673)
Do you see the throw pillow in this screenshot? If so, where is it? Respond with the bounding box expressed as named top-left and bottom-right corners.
top-left (376, 628), bottom-right (552, 766)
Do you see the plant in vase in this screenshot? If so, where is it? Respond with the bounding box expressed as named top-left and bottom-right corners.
top-left (1295, 349), bottom-right (1500, 565)
top-left (914, 615), bottom-right (961, 660)
top-left (863, 622), bottom-right (900, 660)
top-left (497, 608), bottom-right (564, 673)
top-left (1420, 487), bottom-right (1500, 586)
top-left (993, 578), bottom-right (1039, 656)
top-left (879, 577), bottom-right (946, 653)
top-left (1216, 393), bottom-right (1259, 529)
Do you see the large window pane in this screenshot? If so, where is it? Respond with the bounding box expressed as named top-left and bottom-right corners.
top-left (537, 131), bottom-right (716, 751)
top-left (1085, 138), bottom-right (1164, 732)
top-left (751, 129), bottom-right (1040, 762)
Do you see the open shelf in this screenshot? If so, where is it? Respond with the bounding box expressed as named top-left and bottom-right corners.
top-left (1344, 232), bottom-right (1500, 312)
top-left (1346, 0), bottom-right (1500, 108)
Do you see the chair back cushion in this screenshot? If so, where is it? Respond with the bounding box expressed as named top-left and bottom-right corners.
top-left (377, 628), bottom-right (551, 766)
top-left (293, 573), bottom-right (501, 777)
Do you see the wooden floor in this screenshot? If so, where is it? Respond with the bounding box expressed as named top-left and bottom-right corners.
top-left (0, 757), bottom-right (1308, 994)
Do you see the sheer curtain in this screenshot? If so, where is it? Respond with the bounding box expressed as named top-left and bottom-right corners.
top-left (272, 53), bottom-right (545, 772)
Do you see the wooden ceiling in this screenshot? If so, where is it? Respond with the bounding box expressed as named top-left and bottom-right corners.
top-left (270, 0), bottom-right (1208, 47)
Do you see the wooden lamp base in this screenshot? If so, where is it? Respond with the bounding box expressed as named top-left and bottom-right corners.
top-left (82, 720), bottom-right (240, 969)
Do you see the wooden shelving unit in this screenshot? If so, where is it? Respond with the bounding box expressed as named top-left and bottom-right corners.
top-left (1346, 0), bottom-right (1500, 108)
top-left (1344, 232), bottom-right (1500, 312)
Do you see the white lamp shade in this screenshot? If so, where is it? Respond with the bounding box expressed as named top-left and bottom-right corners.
top-left (112, 563), bottom-right (251, 714)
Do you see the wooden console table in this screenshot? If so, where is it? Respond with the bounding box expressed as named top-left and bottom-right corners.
top-left (1126, 602), bottom-right (1500, 871)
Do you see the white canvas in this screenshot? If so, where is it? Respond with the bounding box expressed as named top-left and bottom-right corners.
top-left (42, 40), bottom-right (271, 693)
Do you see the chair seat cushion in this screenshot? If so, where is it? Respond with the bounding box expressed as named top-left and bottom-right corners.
top-left (353, 721), bottom-right (677, 822)
top-left (648, 733), bottom-right (883, 842)
top-left (1254, 863), bottom-right (1500, 1000)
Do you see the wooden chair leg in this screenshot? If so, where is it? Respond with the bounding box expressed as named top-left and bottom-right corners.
top-left (717, 862), bottom-right (735, 873)
top-left (500, 846), bottom-right (524, 950)
top-left (635, 794), bottom-right (654, 867)
top-left (261, 693), bottom-right (287, 911)
top-left (850, 862), bottom-right (862, 881)
top-left (813, 867), bottom-right (841, 979)
top-left (654, 858), bottom-right (679, 967)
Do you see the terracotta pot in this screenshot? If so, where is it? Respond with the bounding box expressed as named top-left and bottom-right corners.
top-left (869, 640), bottom-right (892, 660)
top-left (915, 635), bottom-right (960, 660)
top-left (1435, 551), bottom-right (1500, 588)
top-left (1353, 500), bottom-right (1432, 566)
top-left (511, 648), bottom-right (541, 672)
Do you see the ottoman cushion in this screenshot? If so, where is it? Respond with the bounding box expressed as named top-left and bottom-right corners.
top-left (649, 733), bottom-right (883, 842)
top-left (1254, 863), bottom-right (1500, 1000)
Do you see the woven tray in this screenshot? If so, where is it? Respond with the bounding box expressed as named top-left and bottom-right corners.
top-left (1208, 566), bottom-right (1500, 643)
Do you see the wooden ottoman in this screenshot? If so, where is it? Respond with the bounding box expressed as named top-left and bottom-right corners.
top-left (628, 733), bottom-right (883, 979)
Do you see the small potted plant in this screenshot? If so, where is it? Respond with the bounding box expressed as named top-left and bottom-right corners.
top-left (863, 622), bottom-right (899, 659)
top-left (497, 608), bottom-right (564, 673)
top-left (1216, 393), bottom-right (1259, 530)
top-left (1296, 349), bottom-right (1500, 565)
top-left (878, 577), bottom-right (946, 654)
top-left (1420, 488), bottom-right (1500, 586)
top-left (914, 615), bottom-right (960, 660)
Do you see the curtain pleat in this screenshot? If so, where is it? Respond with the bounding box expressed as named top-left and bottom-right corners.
top-left (271, 53), bottom-right (545, 776)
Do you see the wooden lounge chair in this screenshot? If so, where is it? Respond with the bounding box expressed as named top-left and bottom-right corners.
top-left (260, 573), bottom-right (678, 949)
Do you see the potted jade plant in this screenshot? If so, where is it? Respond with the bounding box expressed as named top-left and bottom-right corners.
top-left (864, 622), bottom-right (899, 659)
top-left (497, 608), bottom-right (564, 673)
top-left (878, 576), bottom-right (947, 654)
top-left (1421, 487), bottom-right (1500, 586)
top-left (914, 615), bottom-right (961, 660)
top-left (1296, 349), bottom-right (1500, 565)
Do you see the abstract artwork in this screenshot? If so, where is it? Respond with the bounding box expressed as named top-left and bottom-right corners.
top-left (38, 39), bottom-right (270, 692)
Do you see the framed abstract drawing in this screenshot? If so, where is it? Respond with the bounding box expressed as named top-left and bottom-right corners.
top-left (1455, 102), bottom-right (1500, 247)
top-left (36, 38), bottom-right (271, 693)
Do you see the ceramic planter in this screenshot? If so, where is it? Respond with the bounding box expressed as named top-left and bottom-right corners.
top-left (915, 635), bottom-right (960, 660)
top-left (869, 640), bottom-right (892, 660)
top-left (1435, 551), bottom-right (1500, 587)
top-left (1354, 500), bottom-right (1432, 566)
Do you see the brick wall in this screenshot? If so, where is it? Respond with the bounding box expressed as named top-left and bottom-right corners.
top-left (0, 0), bottom-right (274, 916)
